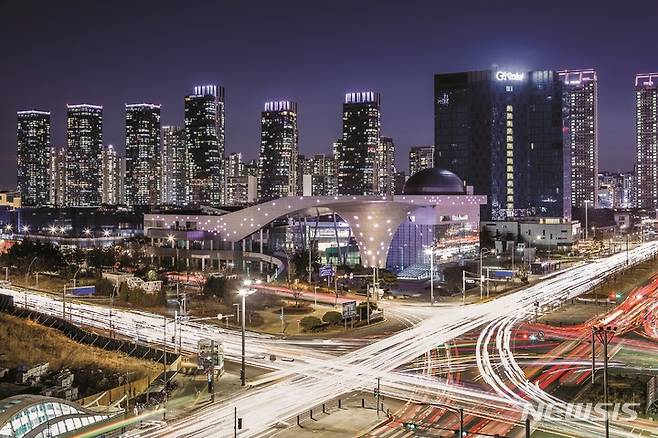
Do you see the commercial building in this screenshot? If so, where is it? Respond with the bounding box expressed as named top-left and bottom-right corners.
top-left (16, 111), bottom-right (51, 207)
top-left (161, 125), bottom-right (186, 206)
top-left (409, 145), bottom-right (434, 177)
top-left (226, 152), bottom-right (256, 206)
top-left (143, 167), bottom-right (485, 270)
top-left (559, 69), bottom-right (598, 208)
top-left (258, 101), bottom-right (299, 201)
top-left (101, 144), bottom-right (119, 205)
top-left (481, 217), bottom-right (580, 250)
top-left (185, 85), bottom-right (225, 206)
top-left (635, 73), bottom-right (658, 210)
top-left (125, 103), bottom-right (161, 206)
top-left (336, 92), bottom-right (381, 195)
top-left (434, 69), bottom-right (569, 220)
top-left (65, 104), bottom-right (103, 207)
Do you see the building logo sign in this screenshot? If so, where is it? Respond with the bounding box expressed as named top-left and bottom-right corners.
top-left (496, 71), bottom-right (525, 81)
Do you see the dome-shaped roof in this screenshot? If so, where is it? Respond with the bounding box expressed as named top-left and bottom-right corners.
top-left (403, 167), bottom-right (465, 195)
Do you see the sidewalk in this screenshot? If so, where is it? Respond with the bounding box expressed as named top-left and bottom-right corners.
top-left (273, 394), bottom-right (404, 438)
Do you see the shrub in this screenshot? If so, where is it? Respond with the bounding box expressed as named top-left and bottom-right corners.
top-left (299, 316), bottom-right (322, 332)
top-left (322, 311), bottom-right (343, 325)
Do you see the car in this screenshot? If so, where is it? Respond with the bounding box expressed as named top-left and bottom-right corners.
top-left (281, 357), bottom-right (295, 362)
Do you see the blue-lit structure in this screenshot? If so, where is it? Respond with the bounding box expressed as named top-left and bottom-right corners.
top-left (0, 394), bottom-right (119, 438)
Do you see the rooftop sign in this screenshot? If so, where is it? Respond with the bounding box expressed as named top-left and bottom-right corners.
top-left (495, 71), bottom-right (525, 81)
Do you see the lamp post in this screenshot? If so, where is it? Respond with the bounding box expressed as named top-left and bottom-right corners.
top-left (425, 247), bottom-right (435, 305)
top-left (238, 280), bottom-right (259, 386)
top-left (479, 248), bottom-right (494, 300)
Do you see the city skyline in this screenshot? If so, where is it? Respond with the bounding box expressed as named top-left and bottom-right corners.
top-left (3, 1), bottom-right (658, 190)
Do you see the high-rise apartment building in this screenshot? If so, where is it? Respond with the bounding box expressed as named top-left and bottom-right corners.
top-left (435, 70), bottom-right (569, 219)
top-left (300, 153), bottom-right (335, 196)
top-left (125, 103), bottom-right (161, 206)
top-left (161, 125), bottom-right (186, 205)
top-left (409, 145), bottom-right (434, 177)
top-left (101, 144), bottom-right (118, 205)
top-left (336, 92), bottom-right (381, 195)
top-left (559, 69), bottom-right (598, 208)
top-left (185, 85), bottom-right (225, 206)
top-left (17, 110), bottom-right (51, 206)
top-left (635, 73), bottom-right (658, 210)
top-left (377, 136), bottom-right (395, 195)
top-left (65, 104), bottom-right (103, 206)
top-left (258, 101), bottom-right (299, 201)
top-left (226, 152), bottom-right (244, 178)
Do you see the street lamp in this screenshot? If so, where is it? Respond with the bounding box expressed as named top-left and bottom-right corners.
top-left (83, 228), bottom-right (92, 237)
top-left (237, 287), bottom-right (256, 386)
top-left (479, 248), bottom-right (495, 299)
top-left (424, 247), bottom-right (435, 305)
top-left (103, 229), bottom-right (110, 237)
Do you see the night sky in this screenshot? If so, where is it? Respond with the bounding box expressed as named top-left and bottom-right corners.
top-left (2, 0), bottom-right (656, 189)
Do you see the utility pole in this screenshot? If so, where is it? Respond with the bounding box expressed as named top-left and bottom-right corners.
top-left (462, 270), bottom-right (466, 305)
top-left (525, 417), bottom-right (530, 438)
top-left (280, 306), bottom-right (284, 333)
top-left (163, 316), bottom-right (168, 420)
top-left (375, 377), bottom-right (381, 417)
top-left (591, 329), bottom-right (596, 384)
top-left (593, 325), bottom-right (616, 438)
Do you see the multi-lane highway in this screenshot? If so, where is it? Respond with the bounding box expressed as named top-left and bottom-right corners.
top-left (4, 240), bottom-right (658, 437)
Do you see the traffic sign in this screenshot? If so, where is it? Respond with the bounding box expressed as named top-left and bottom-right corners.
top-left (319, 265), bottom-right (334, 277)
top-left (342, 300), bottom-right (357, 319)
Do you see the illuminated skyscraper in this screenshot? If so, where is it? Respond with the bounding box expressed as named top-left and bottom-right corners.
top-left (377, 136), bottom-right (396, 195)
top-left (258, 100), bottom-right (299, 201)
top-left (101, 144), bottom-right (118, 205)
top-left (161, 125), bottom-right (186, 205)
top-left (185, 85), bottom-right (225, 206)
top-left (635, 73), bottom-right (658, 210)
top-left (435, 70), bottom-right (569, 219)
top-left (409, 145), bottom-right (434, 177)
top-left (559, 69), bottom-right (598, 208)
top-left (336, 92), bottom-right (381, 195)
top-left (17, 110), bottom-right (51, 206)
top-left (125, 104), bottom-right (161, 206)
top-left (65, 104), bottom-right (103, 206)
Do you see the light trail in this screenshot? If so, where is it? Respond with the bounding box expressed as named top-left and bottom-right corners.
top-left (476, 242), bottom-right (658, 437)
top-left (4, 240), bottom-right (658, 437)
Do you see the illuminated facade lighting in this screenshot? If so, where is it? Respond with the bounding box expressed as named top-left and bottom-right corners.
top-left (258, 101), bottom-right (299, 201)
top-left (185, 85), bottom-right (225, 206)
top-left (337, 91), bottom-right (381, 195)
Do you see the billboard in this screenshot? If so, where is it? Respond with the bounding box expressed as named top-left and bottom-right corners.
top-left (319, 265), bottom-right (334, 277)
top-left (70, 286), bottom-right (95, 296)
top-left (491, 269), bottom-right (514, 279)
